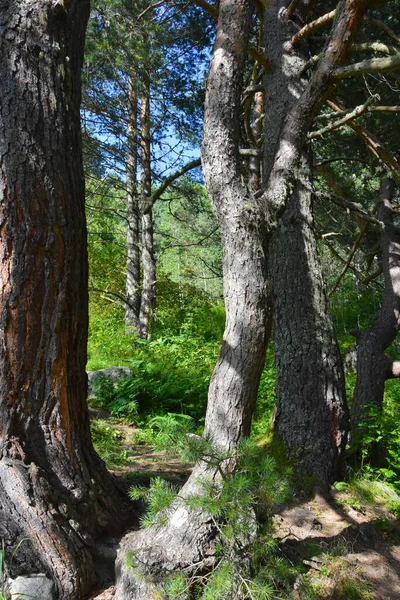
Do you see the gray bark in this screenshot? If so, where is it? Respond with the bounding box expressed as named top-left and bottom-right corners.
top-left (138, 75), bottom-right (156, 339)
top-left (351, 178), bottom-right (399, 444)
top-left (125, 69), bottom-right (141, 334)
top-left (0, 3), bottom-right (131, 598)
top-left (269, 157), bottom-right (348, 485)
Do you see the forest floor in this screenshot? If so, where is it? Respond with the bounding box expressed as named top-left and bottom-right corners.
top-left (89, 414), bottom-right (400, 600)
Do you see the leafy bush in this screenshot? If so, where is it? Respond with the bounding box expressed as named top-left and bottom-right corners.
top-left (92, 375), bottom-right (138, 421)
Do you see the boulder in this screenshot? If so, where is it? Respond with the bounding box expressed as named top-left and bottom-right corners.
top-left (9, 574), bottom-right (55, 600)
top-left (87, 367), bottom-right (133, 399)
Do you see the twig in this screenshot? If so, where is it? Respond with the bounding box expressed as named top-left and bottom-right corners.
top-left (329, 221), bottom-right (369, 296)
top-left (308, 95), bottom-right (379, 139)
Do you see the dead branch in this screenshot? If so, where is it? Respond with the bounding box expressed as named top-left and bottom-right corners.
top-left (334, 53), bottom-right (400, 79)
top-left (308, 94), bottom-right (379, 138)
top-left (364, 16), bottom-right (400, 46)
top-left (326, 100), bottom-right (400, 179)
top-left (316, 190), bottom-right (381, 227)
top-left (329, 221), bottom-right (370, 296)
top-left (291, 10), bottom-right (336, 46)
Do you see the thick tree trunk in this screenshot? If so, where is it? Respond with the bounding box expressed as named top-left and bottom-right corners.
top-left (260, 3), bottom-right (348, 486)
top-left (269, 158), bottom-right (348, 485)
top-left (138, 75), bottom-right (156, 340)
top-left (125, 69), bottom-right (141, 334)
top-left (351, 178), bottom-right (400, 444)
top-left (0, 3), bottom-right (131, 598)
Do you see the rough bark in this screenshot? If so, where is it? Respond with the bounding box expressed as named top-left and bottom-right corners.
top-left (351, 178), bottom-right (399, 443)
top-left (138, 74), bottom-right (156, 340)
top-left (261, 1), bottom-right (349, 485)
top-left (269, 157), bottom-right (348, 485)
top-left (125, 69), bottom-right (141, 334)
top-left (0, 3), bottom-right (131, 598)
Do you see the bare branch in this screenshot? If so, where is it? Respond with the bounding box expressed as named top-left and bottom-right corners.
top-left (329, 221), bottom-right (370, 296)
top-left (151, 158), bottom-right (202, 204)
top-left (362, 267), bottom-right (382, 285)
top-left (334, 53), bottom-right (400, 79)
top-left (350, 42), bottom-right (398, 55)
top-left (314, 156), bottom-right (370, 167)
top-left (316, 190), bottom-right (381, 227)
top-left (286, 0), bottom-right (300, 19)
top-left (291, 10), bottom-right (336, 46)
top-left (326, 100), bottom-right (400, 179)
top-left (239, 148), bottom-right (263, 156)
top-left (308, 94), bottom-right (379, 138)
top-left (89, 286), bottom-right (135, 311)
top-left (315, 105), bottom-right (400, 121)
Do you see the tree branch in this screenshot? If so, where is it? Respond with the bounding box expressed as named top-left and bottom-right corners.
top-left (315, 105), bottom-right (400, 121)
top-left (326, 100), bottom-right (400, 179)
top-left (314, 156), bottom-right (370, 167)
top-left (329, 221), bottom-right (370, 296)
top-left (316, 190), bottom-right (381, 227)
top-left (150, 158), bottom-right (202, 205)
top-left (89, 286), bottom-right (136, 311)
top-left (286, 0), bottom-right (300, 19)
top-left (364, 16), bottom-right (400, 46)
top-left (350, 41), bottom-right (398, 55)
top-left (334, 53), bottom-right (400, 79)
top-left (291, 10), bottom-right (336, 46)
top-left (308, 94), bottom-right (379, 138)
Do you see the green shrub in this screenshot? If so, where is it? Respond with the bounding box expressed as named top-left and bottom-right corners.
top-left (129, 422), bottom-right (292, 599)
top-left (92, 375), bottom-right (138, 422)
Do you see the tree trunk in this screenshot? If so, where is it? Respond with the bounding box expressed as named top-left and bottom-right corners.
top-left (138, 74), bottom-right (156, 340)
top-left (115, 1), bottom-right (269, 596)
top-left (0, 3), bottom-right (131, 598)
top-left (125, 69), bottom-right (141, 334)
top-left (351, 178), bottom-right (399, 445)
top-left (269, 157), bottom-right (348, 485)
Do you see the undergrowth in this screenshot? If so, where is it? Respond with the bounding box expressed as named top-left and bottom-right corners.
top-left (128, 416), bottom-right (292, 599)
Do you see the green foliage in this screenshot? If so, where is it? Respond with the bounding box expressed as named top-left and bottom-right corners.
top-left (90, 419), bottom-right (130, 468)
top-left (92, 375), bottom-right (139, 421)
top-left (129, 428), bottom-right (292, 599)
top-left (129, 477), bottom-right (178, 529)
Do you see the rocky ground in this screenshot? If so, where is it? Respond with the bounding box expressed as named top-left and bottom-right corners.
top-left (88, 416), bottom-right (400, 600)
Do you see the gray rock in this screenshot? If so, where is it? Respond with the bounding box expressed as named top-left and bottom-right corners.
top-left (9, 574), bottom-right (55, 600)
top-left (87, 367), bottom-right (133, 399)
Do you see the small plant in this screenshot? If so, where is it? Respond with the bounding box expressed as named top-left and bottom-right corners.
top-left (0, 543), bottom-right (8, 600)
top-left (0, 538), bottom-right (31, 600)
top-left (90, 419), bottom-right (130, 468)
top-left (92, 375), bottom-right (138, 422)
top-left (129, 420), bottom-right (292, 599)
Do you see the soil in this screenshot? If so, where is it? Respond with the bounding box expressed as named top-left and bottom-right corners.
top-left (89, 417), bottom-right (400, 600)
